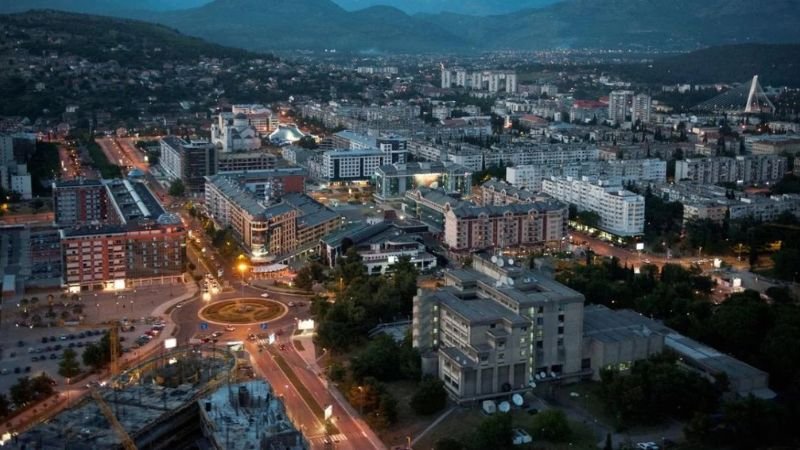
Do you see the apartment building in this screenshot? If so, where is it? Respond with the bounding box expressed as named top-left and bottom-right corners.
top-left (441, 67), bottom-right (517, 93)
top-left (204, 174), bottom-right (341, 261)
top-left (608, 90), bottom-right (634, 124)
top-left (216, 151), bottom-right (277, 174)
top-left (443, 200), bottom-right (568, 252)
top-left (675, 155), bottom-right (787, 185)
top-left (479, 179), bottom-right (549, 206)
top-left (403, 187), bottom-right (468, 231)
top-left (53, 179), bottom-right (112, 227)
top-left (374, 161), bottom-right (472, 201)
top-left (159, 137), bottom-right (216, 192)
top-left (231, 104), bottom-right (277, 134)
top-left (507, 159), bottom-right (665, 191)
top-left (631, 93), bottom-right (652, 124)
top-left (542, 177), bottom-right (645, 236)
top-left (59, 179), bottom-right (185, 291)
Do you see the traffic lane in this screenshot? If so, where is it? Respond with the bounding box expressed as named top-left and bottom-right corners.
top-left (245, 343), bottom-right (330, 449)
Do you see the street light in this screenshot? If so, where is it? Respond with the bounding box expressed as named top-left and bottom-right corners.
top-left (238, 262), bottom-right (249, 296)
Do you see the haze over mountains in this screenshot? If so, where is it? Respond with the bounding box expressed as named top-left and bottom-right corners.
top-left (2, 0), bottom-right (800, 53)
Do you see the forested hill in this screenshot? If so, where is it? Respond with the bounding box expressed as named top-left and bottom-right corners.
top-left (0, 10), bottom-right (262, 68)
top-left (618, 44), bottom-right (800, 87)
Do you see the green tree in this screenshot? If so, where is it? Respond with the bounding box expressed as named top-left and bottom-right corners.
top-left (435, 438), bottom-right (464, 450)
top-left (531, 409), bottom-right (571, 442)
top-left (472, 413), bottom-right (513, 450)
top-left (9, 377), bottom-right (35, 408)
top-left (410, 376), bottom-right (448, 415)
top-left (0, 394), bottom-right (9, 418)
top-left (168, 178), bottom-right (186, 197)
top-left (58, 348), bottom-right (82, 379)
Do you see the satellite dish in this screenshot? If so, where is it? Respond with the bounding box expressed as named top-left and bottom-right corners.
top-left (512, 394), bottom-right (524, 406)
top-left (508, 278), bottom-right (515, 286)
top-left (491, 255), bottom-right (498, 263)
top-left (534, 374), bottom-right (541, 381)
top-left (498, 401), bottom-right (511, 413)
top-left (529, 381), bottom-right (537, 388)
top-left (508, 258), bottom-right (514, 266)
top-left (497, 258), bottom-right (505, 267)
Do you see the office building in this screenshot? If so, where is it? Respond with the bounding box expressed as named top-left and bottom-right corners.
top-left (159, 137), bottom-right (216, 192)
top-left (204, 174), bottom-right (341, 261)
top-left (413, 254), bottom-right (586, 402)
top-left (506, 159), bottom-right (665, 191)
top-left (403, 187), bottom-right (468, 231)
top-left (542, 177), bottom-right (645, 236)
top-left (216, 151), bottom-right (277, 174)
top-left (374, 161), bottom-right (472, 202)
top-left (443, 200), bottom-right (568, 252)
top-left (321, 148), bottom-right (390, 182)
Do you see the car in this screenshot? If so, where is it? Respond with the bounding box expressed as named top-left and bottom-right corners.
top-left (247, 334), bottom-right (257, 342)
top-left (211, 331), bottom-right (223, 338)
top-left (17, 340), bottom-right (25, 347)
top-left (260, 293), bottom-right (270, 298)
top-left (53, 344), bottom-right (62, 351)
top-left (49, 336), bottom-right (56, 342)
top-left (0, 369), bottom-right (8, 375)
top-left (31, 356), bottom-right (39, 362)
top-left (288, 302), bottom-right (296, 308)
top-left (59, 335), bottom-right (67, 341)
top-left (28, 347), bottom-right (36, 354)
top-left (41, 337), bottom-right (49, 344)
top-left (68, 343), bottom-right (75, 348)
top-left (279, 344), bottom-right (287, 351)
top-left (24, 367), bottom-right (30, 373)
top-left (44, 346), bottom-right (52, 352)
top-left (76, 342), bottom-right (84, 348)
top-left (49, 354), bottom-right (57, 360)
top-left (225, 325), bottom-right (236, 332)
top-left (78, 333), bottom-right (86, 339)
top-left (636, 443), bottom-right (660, 450)
top-left (13, 367), bottom-right (20, 374)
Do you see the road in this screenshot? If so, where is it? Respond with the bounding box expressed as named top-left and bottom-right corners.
top-left (170, 283), bottom-right (384, 450)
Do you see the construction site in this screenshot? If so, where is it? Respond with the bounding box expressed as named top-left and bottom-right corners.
top-left (11, 345), bottom-right (307, 450)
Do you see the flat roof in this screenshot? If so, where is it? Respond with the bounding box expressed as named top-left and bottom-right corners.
top-left (583, 304), bottom-right (661, 344)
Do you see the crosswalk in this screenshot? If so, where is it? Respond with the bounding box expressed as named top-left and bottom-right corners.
top-left (307, 433), bottom-right (348, 448)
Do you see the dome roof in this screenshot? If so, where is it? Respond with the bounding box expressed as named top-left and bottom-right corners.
top-left (269, 124), bottom-right (305, 143)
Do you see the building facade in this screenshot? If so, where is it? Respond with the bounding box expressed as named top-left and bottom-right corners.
top-left (675, 155), bottom-right (787, 185)
top-left (542, 177), bottom-right (645, 236)
top-left (159, 137), bottom-right (216, 192)
top-left (374, 161), bottom-right (472, 201)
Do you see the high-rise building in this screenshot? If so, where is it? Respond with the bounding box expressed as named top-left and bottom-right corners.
top-left (608, 90), bottom-right (634, 124)
top-left (632, 93), bottom-right (652, 124)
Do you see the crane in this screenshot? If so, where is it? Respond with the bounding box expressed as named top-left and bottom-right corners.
top-left (88, 387), bottom-right (137, 450)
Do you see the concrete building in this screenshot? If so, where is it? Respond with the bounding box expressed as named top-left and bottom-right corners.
top-left (675, 155), bottom-right (787, 185)
top-left (479, 179), bottom-right (549, 206)
top-left (441, 67), bottom-right (517, 93)
top-left (403, 187), bottom-right (468, 231)
top-left (608, 90), bottom-right (634, 124)
top-left (232, 104), bottom-right (278, 134)
top-left (320, 221), bottom-right (436, 274)
top-left (374, 161), bottom-right (472, 202)
top-left (216, 151), bottom-right (277, 174)
top-left (507, 159), bottom-right (666, 191)
top-left (159, 137), bottom-right (216, 192)
top-left (321, 148), bottom-right (390, 182)
top-left (748, 135), bottom-right (800, 155)
top-left (59, 178), bottom-right (185, 291)
top-left (53, 179), bottom-right (111, 227)
top-left (210, 112), bottom-right (262, 152)
top-left (542, 177), bottom-right (645, 236)
top-left (204, 174), bottom-right (341, 261)
top-left (413, 254), bottom-right (587, 402)
top-left (443, 200), bottom-right (568, 252)
top-left (631, 93), bottom-right (652, 124)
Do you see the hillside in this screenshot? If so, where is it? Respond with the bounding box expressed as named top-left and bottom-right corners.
top-left (333, 0), bottom-right (559, 15)
top-left (0, 9), bottom-right (257, 68)
top-left (2, 0), bottom-right (800, 53)
top-left (617, 44), bottom-right (800, 87)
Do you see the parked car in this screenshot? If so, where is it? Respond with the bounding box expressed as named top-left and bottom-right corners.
top-left (260, 293), bottom-right (270, 298)
top-left (637, 443), bottom-right (660, 450)
top-left (49, 354), bottom-right (57, 360)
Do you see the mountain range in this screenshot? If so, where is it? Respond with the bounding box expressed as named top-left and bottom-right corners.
top-left (2, 0), bottom-right (800, 53)
top-left (332, 0), bottom-right (559, 15)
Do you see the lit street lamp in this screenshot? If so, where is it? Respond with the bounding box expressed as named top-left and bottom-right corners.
top-left (238, 262), bottom-right (249, 297)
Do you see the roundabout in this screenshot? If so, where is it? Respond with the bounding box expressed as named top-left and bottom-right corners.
top-left (198, 297), bottom-right (287, 325)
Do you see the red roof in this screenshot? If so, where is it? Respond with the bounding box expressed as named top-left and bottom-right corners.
top-left (573, 100), bottom-right (607, 109)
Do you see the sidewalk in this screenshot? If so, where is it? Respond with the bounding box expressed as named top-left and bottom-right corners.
top-left (292, 334), bottom-right (388, 450)
top-left (0, 281), bottom-right (199, 437)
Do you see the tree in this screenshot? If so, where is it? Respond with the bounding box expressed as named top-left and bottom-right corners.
top-left (31, 374), bottom-right (54, 398)
top-left (604, 433), bottom-right (613, 450)
top-left (531, 409), bottom-right (571, 442)
top-left (58, 348), bottom-right (81, 379)
top-left (472, 413), bottom-right (513, 450)
top-left (168, 178), bottom-right (186, 197)
top-left (410, 376), bottom-right (448, 415)
top-left (0, 394), bottom-right (9, 418)
top-left (296, 135), bottom-right (318, 149)
top-left (435, 438), bottom-right (465, 450)
top-left (9, 377), bottom-right (34, 408)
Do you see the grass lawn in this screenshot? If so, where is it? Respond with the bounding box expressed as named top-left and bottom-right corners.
top-left (378, 381), bottom-right (441, 448)
top-left (414, 406), bottom-right (598, 450)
